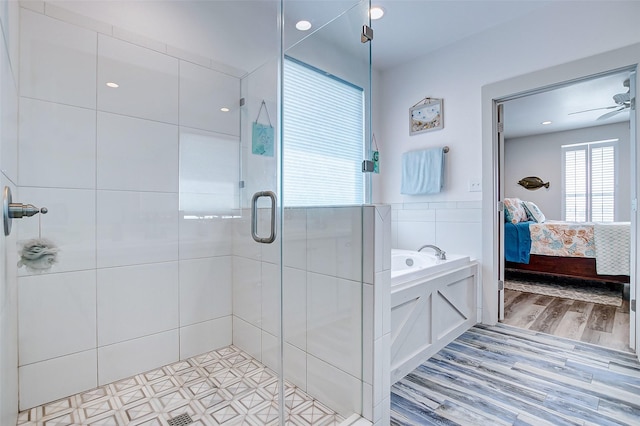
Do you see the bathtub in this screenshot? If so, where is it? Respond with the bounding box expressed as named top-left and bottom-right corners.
top-left (391, 249), bottom-right (471, 286)
top-left (390, 248), bottom-right (477, 384)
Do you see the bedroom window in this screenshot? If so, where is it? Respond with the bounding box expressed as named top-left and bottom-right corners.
top-left (562, 139), bottom-right (617, 222)
top-left (283, 57), bottom-right (365, 206)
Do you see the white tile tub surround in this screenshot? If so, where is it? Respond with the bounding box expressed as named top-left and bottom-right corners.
top-left (392, 201), bottom-right (482, 261)
top-left (18, 271), bottom-right (96, 365)
top-left (97, 34), bottom-right (179, 124)
top-left (19, 9), bottom-right (97, 108)
top-left (19, 98), bottom-right (96, 189)
top-left (97, 112), bottom-right (179, 192)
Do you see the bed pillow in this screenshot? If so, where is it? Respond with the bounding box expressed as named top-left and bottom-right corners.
top-left (522, 201), bottom-right (546, 223)
top-left (504, 198), bottom-right (528, 224)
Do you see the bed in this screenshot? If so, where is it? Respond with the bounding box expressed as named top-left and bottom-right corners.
top-left (503, 198), bottom-right (630, 285)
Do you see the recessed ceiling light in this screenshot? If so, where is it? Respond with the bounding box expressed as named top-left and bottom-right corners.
top-left (370, 6), bottom-right (385, 20)
top-left (106, 82), bottom-right (119, 88)
top-left (296, 20), bottom-right (312, 31)
top-left (220, 107), bottom-right (230, 112)
top-left (541, 121), bottom-right (552, 125)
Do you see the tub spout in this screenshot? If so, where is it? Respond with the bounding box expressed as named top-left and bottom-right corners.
top-left (417, 244), bottom-right (446, 260)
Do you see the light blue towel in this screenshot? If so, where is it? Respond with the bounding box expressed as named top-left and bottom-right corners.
top-left (401, 148), bottom-right (445, 195)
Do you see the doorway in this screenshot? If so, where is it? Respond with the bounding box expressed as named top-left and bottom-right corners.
top-left (496, 69), bottom-right (635, 352)
top-left (481, 44), bottom-right (640, 359)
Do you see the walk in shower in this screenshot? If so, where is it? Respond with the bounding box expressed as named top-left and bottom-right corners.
top-left (0, 0), bottom-right (377, 424)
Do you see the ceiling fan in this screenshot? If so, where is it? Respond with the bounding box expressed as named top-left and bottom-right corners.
top-left (568, 78), bottom-right (631, 121)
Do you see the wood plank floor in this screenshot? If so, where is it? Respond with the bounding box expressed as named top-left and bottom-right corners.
top-left (502, 289), bottom-right (631, 352)
top-left (390, 324), bottom-right (640, 426)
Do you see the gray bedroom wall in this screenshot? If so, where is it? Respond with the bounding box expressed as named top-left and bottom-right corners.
top-left (504, 121), bottom-right (631, 221)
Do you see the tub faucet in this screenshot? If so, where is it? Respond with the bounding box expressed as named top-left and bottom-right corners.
top-left (417, 244), bottom-right (446, 260)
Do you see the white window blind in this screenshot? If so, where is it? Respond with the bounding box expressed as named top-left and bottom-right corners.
top-left (562, 140), bottom-right (617, 222)
top-left (283, 57), bottom-right (364, 207)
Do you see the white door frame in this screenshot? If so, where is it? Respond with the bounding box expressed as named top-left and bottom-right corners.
top-left (481, 43), bottom-right (640, 356)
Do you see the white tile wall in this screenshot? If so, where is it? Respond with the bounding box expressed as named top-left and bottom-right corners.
top-left (18, 349), bottom-right (97, 410)
top-left (261, 330), bottom-right (278, 372)
top-left (307, 355), bottom-right (362, 418)
top-left (179, 128), bottom-right (240, 214)
top-left (20, 9), bottom-right (97, 108)
top-left (18, 271), bottom-right (96, 365)
top-left (97, 112), bottom-right (178, 192)
top-left (232, 256), bottom-right (262, 327)
top-left (232, 212), bottom-right (261, 261)
top-left (261, 261), bottom-right (280, 336)
top-left (15, 5), bottom-right (241, 411)
top-left (179, 60), bottom-right (240, 135)
top-left (306, 207), bottom-right (362, 281)
top-left (179, 217), bottom-right (233, 259)
top-left (392, 202), bottom-right (482, 260)
top-left (0, 178), bottom-right (19, 424)
top-left (1, 5), bottom-right (19, 422)
top-left (179, 257), bottom-right (232, 326)
top-left (0, 0), bottom-right (19, 79)
top-left (97, 330), bottom-right (179, 385)
top-left (306, 272), bottom-right (362, 378)
top-left (179, 316), bottom-right (232, 360)
top-left (97, 262), bottom-right (179, 346)
top-left (284, 343), bottom-right (307, 390)
top-left (97, 34), bottom-right (179, 124)
top-left (232, 316), bottom-right (261, 362)
top-left (96, 190), bottom-right (179, 268)
top-left (283, 266), bottom-right (306, 350)
top-left (19, 98), bottom-right (96, 189)
top-left (17, 187), bottom-right (96, 275)
top-left (282, 208), bottom-right (307, 269)
top-left (0, 38), bottom-right (18, 183)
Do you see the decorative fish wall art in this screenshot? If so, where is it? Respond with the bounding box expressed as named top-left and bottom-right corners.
top-left (518, 176), bottom-right (550, 190)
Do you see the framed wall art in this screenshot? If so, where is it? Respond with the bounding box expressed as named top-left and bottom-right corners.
top-left (410, 97), bottom-right (443, 135)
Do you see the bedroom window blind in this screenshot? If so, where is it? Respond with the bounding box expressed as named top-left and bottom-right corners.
top-left (562, 139), bottom-right (617, 222)
top-left (283, 57), bottom-right (365, 207)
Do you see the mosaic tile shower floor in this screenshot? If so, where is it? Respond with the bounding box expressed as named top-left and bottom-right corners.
top-left (17, 345), bottom-right (344, 426)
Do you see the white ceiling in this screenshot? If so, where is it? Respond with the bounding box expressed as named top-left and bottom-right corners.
top-left (503, 70), bottom-right (632, 139)
top-left (52, 0), bottom-right (632, 138)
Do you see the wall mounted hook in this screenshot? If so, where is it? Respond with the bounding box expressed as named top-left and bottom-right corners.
top-left (3, 186), bottom-right (48, 236)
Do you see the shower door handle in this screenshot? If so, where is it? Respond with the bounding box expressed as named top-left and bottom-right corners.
top-left (251, 191), bottom-right (277, 243)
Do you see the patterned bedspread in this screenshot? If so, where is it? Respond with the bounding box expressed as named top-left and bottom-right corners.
top-left (529, 221), bottom-right (595, 258)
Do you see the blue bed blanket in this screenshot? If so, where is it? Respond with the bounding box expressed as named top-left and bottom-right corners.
top-left (504, 221), bottom-right (533, 264)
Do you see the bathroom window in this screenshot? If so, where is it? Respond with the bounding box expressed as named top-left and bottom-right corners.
top-left (283, 57), bottom-right (365, 206)
top-left (562, 139), bottom-right (617, 222)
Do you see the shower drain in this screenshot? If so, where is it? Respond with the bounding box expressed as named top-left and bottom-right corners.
top-left (167, 413), bottom-right (194, 426)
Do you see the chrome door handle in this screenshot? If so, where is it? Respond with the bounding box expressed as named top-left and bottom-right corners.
top-left (251, 191), bottom-right (277, 243)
